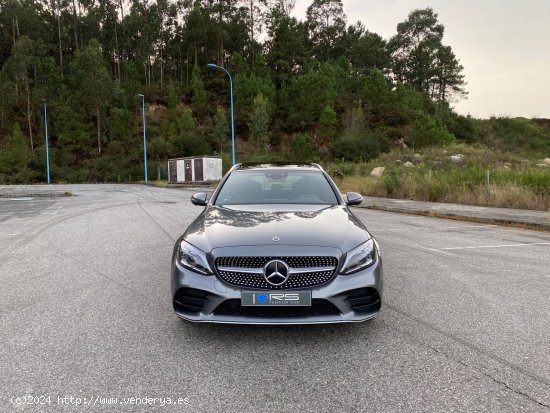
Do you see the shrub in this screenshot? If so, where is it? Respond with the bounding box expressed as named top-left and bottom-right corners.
top-left (411, 112), bottom-right (455, 148)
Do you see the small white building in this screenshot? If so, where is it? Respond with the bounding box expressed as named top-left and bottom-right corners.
top-left (168, 156), bottom-right (222, 183)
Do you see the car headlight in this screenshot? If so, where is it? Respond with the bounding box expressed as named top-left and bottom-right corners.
top-left (178, 241), bottom-right (213, 275)
top-left (340, 239), bottom-right (376, 274)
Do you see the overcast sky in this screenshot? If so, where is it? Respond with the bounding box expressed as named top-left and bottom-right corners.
top-left (291, 0), bottom-right (550, 118)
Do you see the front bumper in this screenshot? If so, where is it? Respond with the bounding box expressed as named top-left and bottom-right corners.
top-left (171, 255), bottom-right (383, 325)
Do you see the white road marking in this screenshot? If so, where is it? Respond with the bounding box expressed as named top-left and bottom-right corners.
top-left (440, 242), bottom-right (550, 251)
top-left (378, 225), bottom-right (494, 231)
top-left (416, 245), bottom-right (457, 256)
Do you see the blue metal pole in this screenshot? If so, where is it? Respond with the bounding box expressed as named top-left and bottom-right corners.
top-left (207, 64), bottom-right (236, 165)
top-left (43, 99), bottom-right (51, 184)
top-left (228, 72), bottom-right (235, 166)
top-left (139, 94), bottom-right (148, 183)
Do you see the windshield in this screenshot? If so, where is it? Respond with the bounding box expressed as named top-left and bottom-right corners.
top-left (214, 170), bottom-right (339, 205)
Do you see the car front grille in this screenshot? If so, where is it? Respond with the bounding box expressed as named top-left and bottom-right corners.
top-left (213, 299), bottom-right (341, 317)
top-left (214, 256), bottom-right (338, 290)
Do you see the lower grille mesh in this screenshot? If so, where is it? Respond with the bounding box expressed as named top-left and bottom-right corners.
top-left (213, 299), bottom-right (341, 317)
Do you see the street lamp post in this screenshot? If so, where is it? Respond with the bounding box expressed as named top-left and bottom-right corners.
top-left (138, 94), bottom-right (148, 183)
top-left (207, 63), bottom-right (235, 166)
top-left (43, 99), bottom-right (51, 184)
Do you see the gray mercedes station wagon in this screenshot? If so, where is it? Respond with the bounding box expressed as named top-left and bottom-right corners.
top-left (171, 163), bottom-right (383, 324)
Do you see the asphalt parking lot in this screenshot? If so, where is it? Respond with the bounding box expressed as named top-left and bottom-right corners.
top-left (1, 184), bottom-right (549, 412)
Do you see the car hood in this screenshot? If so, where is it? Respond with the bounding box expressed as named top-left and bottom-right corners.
top-left (183, 204), bottom-right (369, 252)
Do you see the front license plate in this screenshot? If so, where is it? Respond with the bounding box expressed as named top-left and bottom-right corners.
top-left (241, 291), bottom-right (311, 306)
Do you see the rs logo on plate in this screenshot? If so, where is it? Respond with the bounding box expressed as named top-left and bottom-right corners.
top-left (254, 293), bottom-right (300, 303)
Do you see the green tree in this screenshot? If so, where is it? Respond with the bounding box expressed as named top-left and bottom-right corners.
top-left (306, 0), bottom-right (346, 61)
top-left (343, 25), bottom-right (391, 73)
top-left (173, 107), bottom-right (211, 156)
top-left (183, 1), bottom-right (211, 68)
top-left (211, 105), bottom-right (229, 152)
top-left (191, 66), bottom-right (208, 117)
top-left (395, 83), bottom-right (424, 112)
top-left (3, 36), bottom-right (36, 150)
top-left (166, 84), bottom-right (178, 110)
top-left (410, 112), bottom-right (455, 148)
top-left (239, 0), bottom-right (269, 63)
top-left (389, 8), bottom-right (466, 102)
top-left (248, 93), bottom-right (271, 147)
top-left (265, 10), bottom-right (309, 87)
top-left (69, 39), bottom-right (118, 155)
top-left (0, 123), bottom-right (35, 183)
top-left (362, 69), bottom-right (392, 114)
top-left (279, 61), bottom-right (349, 129)
top-left (234, 61), bottom-right (275, 126)
top-left (0, 71), bottom-right (14, 131)
top-left (319, 104), bottom-right (337, 139)
top-left (292, 133), bottom-right (316, 162)
top-left (55, 93), bottom-right (91, 163)
top-left (434, 44), bottom-right (467, 102)
top-left (107, 108), bottom-right (138, 157)
top-left (332, 106), bottom-right (380, 161)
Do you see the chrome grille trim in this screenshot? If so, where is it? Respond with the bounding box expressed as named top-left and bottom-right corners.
top-left (217, 266), bottom-right (336, 275)
top-left (217, 267), bottom-right (264, 274)
top-left (288, 266), bottom-right (335, 274)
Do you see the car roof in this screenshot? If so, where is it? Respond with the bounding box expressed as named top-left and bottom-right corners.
top-left (234, 163), bottom-right (324, 171)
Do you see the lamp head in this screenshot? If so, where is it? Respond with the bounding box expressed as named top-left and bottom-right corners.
top-left (207, 63), bottom-right (217, 68)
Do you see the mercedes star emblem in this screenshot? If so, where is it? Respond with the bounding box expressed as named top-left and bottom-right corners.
top-left (263, 260), bottom-right (290, 286)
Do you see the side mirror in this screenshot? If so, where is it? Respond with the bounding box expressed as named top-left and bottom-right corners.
top-left (191, 192), bottom-right (208, 206)
top-left (346, 192), bottom-right (362, 206)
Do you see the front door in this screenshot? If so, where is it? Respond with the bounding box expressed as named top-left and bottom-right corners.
top-left (168, 161), bottom-right (177, 183)
top-left (184, 160), bottom-right (192, 181)
top-left (194, 158), bottom-right (204, 181)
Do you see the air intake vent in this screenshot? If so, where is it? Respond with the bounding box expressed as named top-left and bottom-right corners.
top-left (345, 287), bottom-right (381, 315)
top-left (173, 288), bottom-right (209, 314)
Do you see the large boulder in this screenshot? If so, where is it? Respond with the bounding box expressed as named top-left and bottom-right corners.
top-left (403, 161), bottom-right (415, 168)
top-left (543, 158), bottom-right (550, 165)
top-left (370, 167), bottom-right (385, 177)
top-left (450, 154), bottom-right (464, 163)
